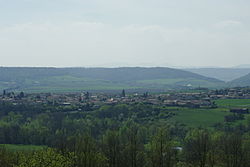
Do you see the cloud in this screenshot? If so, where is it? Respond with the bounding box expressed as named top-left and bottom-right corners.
top-left (214, 20), bottom-right (243, 29)
top-left (0, 21), bottom-right (250, 67)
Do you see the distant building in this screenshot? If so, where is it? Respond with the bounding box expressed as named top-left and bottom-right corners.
top-left (230, 108), bottom-right (249, 114)
top-left (62, 102), bottom-right (71, 106)
top-left (121, 89), bottom-right (126, 97)
top-left (173, 147), bottom-right (183, 151)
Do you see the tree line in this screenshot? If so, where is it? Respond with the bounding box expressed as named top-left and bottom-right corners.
top-left (0, 102), bottom-right (249, 166)
top-left (1, 126), bottom-right (250, 167)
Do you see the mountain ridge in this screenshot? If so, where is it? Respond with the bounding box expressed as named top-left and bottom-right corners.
top-left (185, 68), bottom-right (250, 82)
top-left (229, 73), bottom-right (250, 87)
top-left (0, 67), bottom-right (225, 92)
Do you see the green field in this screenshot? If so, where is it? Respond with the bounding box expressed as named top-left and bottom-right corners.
top-left (14, 76), bottom-right (222, 93)
top-left (0, 144), bottom-right (46, 152)
top-left (215, 99), bottom-right (250, 108)
top-left (169, 107), bottom-right (229, 127)
top-left (21, 75), bottom-right (141, 93)
top-left (137, 78), bottom-right (224, 88)
top-left (168, 99), bottom-right (250, 127)
top-left (137, 79), bottom-right (185, 85)
top-left (22, 85), bottom-right (139, 93)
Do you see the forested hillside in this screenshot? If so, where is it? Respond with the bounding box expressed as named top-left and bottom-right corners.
top-left (0, 67), bottom-right (225, 92)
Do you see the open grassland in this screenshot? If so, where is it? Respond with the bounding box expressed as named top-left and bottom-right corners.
top-left (170, 107), bottom-right (229, 127)
top-left (22, 85), bottom-right (139, 93)
top-left (137, 79), bottom-right (184, 85)
top-left (215, 99), bottom-right (250, 108)
top-left (17, 75), bottom-right (141, 93)
top-left (0, 144), bottom-right (46, 152)
top-left (137, 78), bottom-right (224, 88)
top-left (169, 99), bottom-right (250, 127)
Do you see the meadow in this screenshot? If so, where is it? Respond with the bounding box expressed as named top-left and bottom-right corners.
top-left (169, 99), bottom-right (250, 127)
top-left (215, 99), bottom-right (250, 108)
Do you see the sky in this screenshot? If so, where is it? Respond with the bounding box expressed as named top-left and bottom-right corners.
top-left (0, 0), bottom-right (250, 67)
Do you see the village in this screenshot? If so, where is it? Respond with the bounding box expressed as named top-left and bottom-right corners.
top-left (1, 87), bottom-right (250, 112)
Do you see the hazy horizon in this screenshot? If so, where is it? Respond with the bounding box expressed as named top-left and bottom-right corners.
top-left (1, 0), bottom-right (250, 67)
top-left (1, 64), bottom-right (250, 69)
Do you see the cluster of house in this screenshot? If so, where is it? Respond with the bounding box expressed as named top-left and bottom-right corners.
top-left (230, 108), bottom-right (249, 114)
top-left (209, 87), bottom-right (250, 99)
top-left (1, 87), bottom-right (250, 110)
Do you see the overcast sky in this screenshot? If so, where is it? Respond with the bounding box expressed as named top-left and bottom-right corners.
top-left (0, 0), bottom-right (250, 67)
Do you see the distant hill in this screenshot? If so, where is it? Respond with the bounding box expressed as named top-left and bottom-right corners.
top-left (0, 67), bottom-right (224, 92)
top-left (233, 64), bottom-right (250, 69)
top-left (185, 68), bottom-right (250, 82)
top-left (229, 73), bottom-right (250, 87)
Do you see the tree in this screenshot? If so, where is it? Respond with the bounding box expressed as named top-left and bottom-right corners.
top-left (148, 128), bottom-right (177, 167)
top-left (103, 130), bottom-right (121, 167)
top-left (184, 129), bottom-right (210, 167)
top-left (206, 132), bottom-right (222, 167)
top-left (74, 134), bottom-right (107, 167)
top-left (0, 146), bottom-right (18, 167)
top-left (218, 133), bottom-right (244, 167)
top-left (120, 121), bottom-right (145, 167)
top-left (246, 115), bottom-right (250, 130)
top-left (242, 136), bottom-right (250, 167)
top-left (16, 148), bottom-right (73, 167)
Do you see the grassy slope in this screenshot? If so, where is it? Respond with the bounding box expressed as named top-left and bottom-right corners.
top-left (19, 76), bottom-right (223, 93)
top-left (21, 75), bottom-right (140, 93)
top-left (0, 67), bottom-right (225, 92)
top-left (137, 78), bottom-right (225, 88)
top-left (186, 68), bottom-right (250, 82)
top-left (229, 73), bottom-right (250, 87)
top-left (21, 77), bottom-right (223, 93)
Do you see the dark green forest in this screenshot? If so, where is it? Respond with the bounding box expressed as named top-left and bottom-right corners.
top-left (0, 101), bottom-right (250, 167)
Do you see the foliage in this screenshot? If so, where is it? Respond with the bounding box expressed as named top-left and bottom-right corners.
top-left (15, 148), bottom-right (73, 167)
top-left (0, 99), bottom-right (249, 166)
